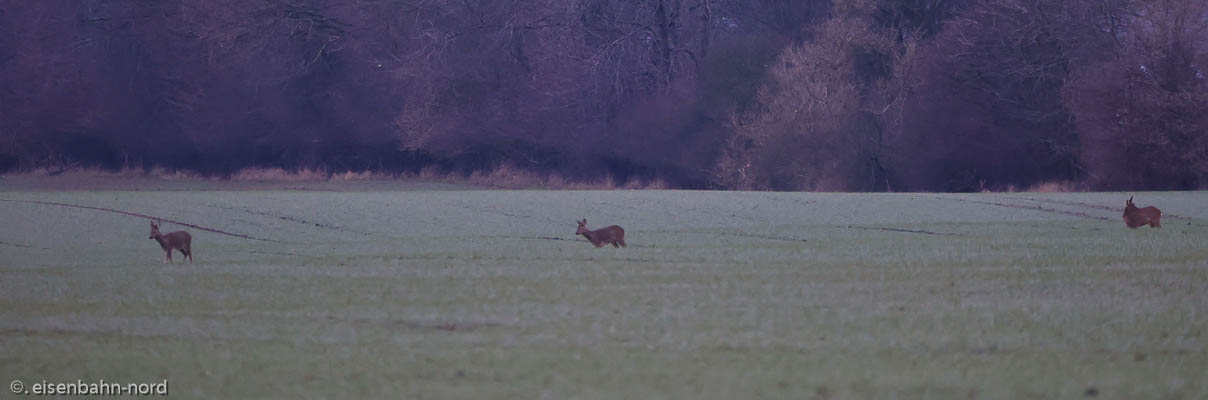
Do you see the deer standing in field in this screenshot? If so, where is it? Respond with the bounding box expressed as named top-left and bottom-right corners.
top-left (1123, 196), bottom-right (1162, 229)
top-left (149, 221), bottom-right (193, 262)
top-left (576, 219), bottom-right (626, 248)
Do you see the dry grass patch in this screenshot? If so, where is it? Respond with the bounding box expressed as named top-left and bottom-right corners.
top-left (1023, 181), bottom-right (1090, 193)
top-left (229, 167), bottom-right (329, 182)
top-left (5, 164), bottom-right (671, 189)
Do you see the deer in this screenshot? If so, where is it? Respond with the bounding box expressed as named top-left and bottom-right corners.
top-left (1123, 196), bottom-right (1162, 229)
top-left (149, 220), bottom-right (193, 262)
top-left (575, 219), bottom-right (626, 248)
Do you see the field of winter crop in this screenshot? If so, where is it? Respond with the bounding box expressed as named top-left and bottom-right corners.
top-left (2, 176), bottom-right (1206, 398)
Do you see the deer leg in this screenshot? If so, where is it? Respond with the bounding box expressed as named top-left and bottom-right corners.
top-left (618, 239), bottom-right (626, 247)
top-left (612, 241), bottom-right (619, 248)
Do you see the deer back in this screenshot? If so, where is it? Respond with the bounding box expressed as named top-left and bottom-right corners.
top-left (590, 225), bottom-right (625, 243)
top-left (161, 230), bottom-right (191, 247)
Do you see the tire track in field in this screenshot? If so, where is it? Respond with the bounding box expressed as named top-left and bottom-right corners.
top-left (241, 249), bottom-right (300, 257)
top-left (718, 231), bottom-right (811, 242)
top-left (839, 225), bottom-right (956, 236)
top-left (455, 195), bottom-right (807, 243)
top-left (988, 195), bottom-right (1208, 226)
top-left (988, 195), bottom-right (1119, 213)
top-left (598, 197), bottom-right (815, 242)
top-left (922, 195), bottom-right (1113, 221)
top-left (208, 204), bottom-right (376, 237)
top-left (0, 240), bottom-right (47, 250)
top-left (0, 198), bottom-right (277, 242)
top-left (446, 198), bottom-right (567, 225)
top-left (446, 199), bottom-right (640, 245)
top-left (504, 224), bottom-right (809, 246)
top-left (483, 234), bottom-right (659, 248)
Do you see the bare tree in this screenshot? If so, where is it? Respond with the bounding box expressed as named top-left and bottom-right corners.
top-left (887, 0), bottom-right (1131, 191)
top-left (1066, 0), bottom-right (1208, 189)
top-left (2, 0), bottom-right (1201, 190)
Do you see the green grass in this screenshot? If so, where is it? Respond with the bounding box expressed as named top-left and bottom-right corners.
top-left (1, 180), bottom-right (1206, 399)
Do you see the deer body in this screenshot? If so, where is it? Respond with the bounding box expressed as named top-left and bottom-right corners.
top-left (150, 221), bottom-right (193, 262)
top-left (1123, 197), bottom-right (1162, 229)
top-left (576, 219), bottom-right (626, 248)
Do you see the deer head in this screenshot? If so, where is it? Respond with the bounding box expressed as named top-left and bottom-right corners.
top-left (150, 221), bottom-right (161, 239)
top-left (576, 219), bottom-right (589, 235)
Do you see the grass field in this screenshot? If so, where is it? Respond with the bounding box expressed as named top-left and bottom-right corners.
top-left (2, 176), bottom-right (1206, 399)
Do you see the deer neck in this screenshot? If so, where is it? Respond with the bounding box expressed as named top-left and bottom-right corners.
top-left (153, 234), bottom-right (170, 249)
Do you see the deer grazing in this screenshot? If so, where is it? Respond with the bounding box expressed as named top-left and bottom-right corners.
top-left (149, 220), bottom-right (193, 262)
top-left (1123, 196), bottom-right (1162, 229)
top-left (576, 219), bottom-right (626, 248)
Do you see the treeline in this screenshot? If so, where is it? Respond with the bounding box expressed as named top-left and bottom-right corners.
top-left (1, 0), bottom-right (1205, 190)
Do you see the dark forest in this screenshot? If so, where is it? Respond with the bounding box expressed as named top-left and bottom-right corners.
top-left (1, 0), bottom-right (1205, 191)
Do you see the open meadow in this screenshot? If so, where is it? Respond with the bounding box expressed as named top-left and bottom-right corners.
top-left (1, 176), bottom-right (1206, 399)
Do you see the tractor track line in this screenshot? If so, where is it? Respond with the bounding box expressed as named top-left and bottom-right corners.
top-left (208, 204), bottom-right (375, 237)
top-left (496, 235), bottom-right (658, 248)
top-left (987, 195), bottom-right (1208, 226)
top-left (0, 240), bottom-right (47, 249)
top-left (719, 231), bottom-right (811, 242)
top-left (0, 198), bottom-right (278, 242)
top-left (986, 195), bottom-right (1120, 212)
top-left (922, 195), bottom-right (1112, 221)
top-left (840, 225), bottom-right (956, 236)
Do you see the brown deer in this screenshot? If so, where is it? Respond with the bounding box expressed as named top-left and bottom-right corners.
top-left (576, 219), bottom-right (626, 248)
top-left (150, 220), bottom-right (193, 262)
top-left (1123, 196), bottom-right (1162, 228)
